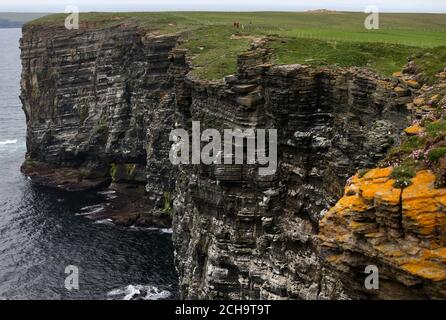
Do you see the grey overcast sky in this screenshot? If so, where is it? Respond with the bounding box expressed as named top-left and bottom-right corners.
top-left (0, 0), bottom-right (445, 13)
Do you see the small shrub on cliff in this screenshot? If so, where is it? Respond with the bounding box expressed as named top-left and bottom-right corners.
top-left (426, 120), bottom-right (446, 137)
top-left (433, 157), bottom-right (446, 188)
top-left (163, 192), bottom-right (173, 217)
top-left (412, 47), bottom-right (446, 84)
top-left (79, 104), bottom-right (89, 124)
top-left (387, 135), bottom-right (426, 159)
top-left (110, 163), bottom-right (118, 181)
top-left (391, 164), bottom-right (416, 188)
top-left (428, 147), bottom-right (446, 162)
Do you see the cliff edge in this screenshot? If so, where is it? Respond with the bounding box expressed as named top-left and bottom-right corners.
top-left (19, 13), bottom-right (446, 299)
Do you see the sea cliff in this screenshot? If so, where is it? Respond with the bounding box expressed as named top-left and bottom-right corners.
top-left (20, 16), bottom-right (446, 299)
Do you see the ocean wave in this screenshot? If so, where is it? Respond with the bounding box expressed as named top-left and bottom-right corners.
top-left (159, 228), bottom-right (173, 234)
top-left (97, 190), bottom-right (116, 196)
top-left (97, 190), bottom-right (118, 200)
top-left (0, 139), bottom-right (17, 145)
top-left (107, 284), bottom-right (171, 300)
top-left (129, 226), bottom-right (173, 234)
top-left (75, 204), bottom-right (106, 216)
top-left (94, 218), bottom-right (114, 225)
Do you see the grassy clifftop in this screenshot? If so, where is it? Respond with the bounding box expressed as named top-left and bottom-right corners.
top-left (27, 12), bottom-right (446, 80)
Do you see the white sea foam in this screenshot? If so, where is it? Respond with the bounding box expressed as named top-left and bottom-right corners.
top-left (0, 139), bottom-right (17, 145)
top-left (97, 190), bottom-right (116, 195)
top-left (75, 204), bottom-right (106, 216)
top-left (129, 226), bottom-right (173, 234)
top-left (160, 228), bottom-right (173, 234)
top-left (94, 218), bottom-right (114, 225)
top-left (107, 284), bottom-right (171, 300)
top-left (97, 190), bottom-right (118, 199)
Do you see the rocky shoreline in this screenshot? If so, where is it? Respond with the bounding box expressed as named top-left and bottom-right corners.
top-left (21, 160), bottom-right (171, 228)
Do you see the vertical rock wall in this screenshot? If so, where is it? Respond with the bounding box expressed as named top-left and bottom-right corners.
top-left (319, 77), bottom-right (446, 299)
top-left (173, 52), bottom-right (409, 299)
top-left (20, 24), bottom-right (181, 217)
top-left (20, 25), bottom-right (412, 299)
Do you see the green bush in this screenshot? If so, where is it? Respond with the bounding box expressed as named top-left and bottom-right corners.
top-left (393, 177), bottom-right (413, 189)
top-left (163, 192), bottom-right (173, 217)
top-left (391, 165), bottom-right (416, 189)
top-left (387, 135), bottom-right (426, 158)
top-left (428, 147), bottom-right (446, 162)
top-left (426, 120), bottom-right (446, 137)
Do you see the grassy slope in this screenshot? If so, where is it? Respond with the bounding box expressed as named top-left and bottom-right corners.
top-left (27, 12), bottom-right (446, 80)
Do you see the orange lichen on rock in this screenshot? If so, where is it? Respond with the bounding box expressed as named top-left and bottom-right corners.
top-left (405, 79), bottom-right (421, 89)
top-left (394, 86), bottom-right (408, 96)
top-left (374, 243), bottom-right (405, 258)
top-left (413, 97), bottom-right (425, 106)
top-left (319, 167), bottom-right (398, 245)
top-left (362, 167), bottom-right (394, 180)
top-left (333, 194), bottom-right (370, 214)
top-left (401, 260), bottom-right (446, 282)
top-left (320, 76), bottom-right (446, 297)
top-left (421, 248), bottom-right (446, 264)
top-left (357, 167), bottom-right (401, 206)
top-left (320, 167), bottom-right (446, 292)
top-left (321, 167), bottom-right (397, 218)
top-left (402, 171), bottom-right (446, 238)
top-left (322, 168), bottom-right (394, 220)
top-left (404, 124), bottom-right (424, 136)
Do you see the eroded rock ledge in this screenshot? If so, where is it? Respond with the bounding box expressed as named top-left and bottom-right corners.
top-left (20, 23), bottom-right (415, 299)
top-left (320, 168), bottom-right (446, 299)
top-left (319, 75), bottom-right (446, 299)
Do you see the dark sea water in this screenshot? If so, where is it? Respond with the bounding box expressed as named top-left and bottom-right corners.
top-left (0, 28), bottom-right (178, 300)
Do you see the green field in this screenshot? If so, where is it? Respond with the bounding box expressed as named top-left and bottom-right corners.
top-left (28, 12), bottom-right (446, 80)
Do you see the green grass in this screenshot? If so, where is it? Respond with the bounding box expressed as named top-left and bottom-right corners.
top-left (27, 12), bottom-right (446, 80)
top-left (391, 164), bottom-right (416, 188)
top-left (163, 192), bottom-right (173, 217)
top-left (426, 120), bottom-right (446, 136)
top-left (268, 37), bottom-right (418, 78)
top-left (428, 147), bottom-right (446, 162)
top-left (385, 111), bottom-right (446, 188)
top-left (412, 47), bottom-right (446, 83)
top-left (388, 135), bottom-right (427, 158)
top-left (180, 25), bottom-right (251, 80)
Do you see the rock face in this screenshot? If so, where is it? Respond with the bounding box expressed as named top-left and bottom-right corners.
top-left (320, 168), bottom-right (446, 299)
top-left (172, 52), bottom-right (409, 299)
top-left (21, 23), bottom-right (414, 299)
top-left (319, 72), bottom-right (446, 299)
top-left (20, 24), bottom-right (182, 225)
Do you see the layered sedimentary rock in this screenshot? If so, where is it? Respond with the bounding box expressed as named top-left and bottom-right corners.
top-left (319, 76), bottom-right (446, 299)
top-left (21, 23), bottom-right (417, 299)
top-left (20, 24), bottom-right (181, 224)
top-left (172, 50), bottom-right (410, 299)
top-left (320, 168), bottom-right (446, 299)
